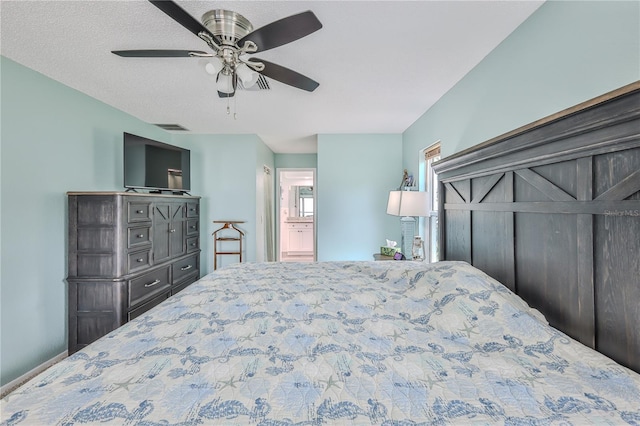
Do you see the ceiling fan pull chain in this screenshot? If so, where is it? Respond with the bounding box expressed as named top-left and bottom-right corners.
top-left (234, 93), bottom-right (238, 120)
top-left (226, 73), bottom-right (232, 115)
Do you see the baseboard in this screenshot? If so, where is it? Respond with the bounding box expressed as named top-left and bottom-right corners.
top-left (1, 350), bottom-right (68, 398)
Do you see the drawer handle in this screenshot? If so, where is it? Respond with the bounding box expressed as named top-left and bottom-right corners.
top-left (191, 242), bottom-right (196, 247)
top-left (137, 234), bottom-right (144, 238)
top-left (144, 279), bottom-right (161, 288)
top-left (191, 225), bottom-right (196, 229)
top-left (136, 258), bottom-right (145, 263)
top-left (136, 210), bottom-right (144, 214)
top-left (180, 265), bottom-right (193, 271)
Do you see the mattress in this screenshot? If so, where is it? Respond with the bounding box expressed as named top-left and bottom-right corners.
top-left (2, 260), bottom-right (639, 425)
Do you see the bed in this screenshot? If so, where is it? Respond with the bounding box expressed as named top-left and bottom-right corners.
top-left (2, 260), bottom-right (640, 425)
top-left (432, 81), bottom-right (640, 375)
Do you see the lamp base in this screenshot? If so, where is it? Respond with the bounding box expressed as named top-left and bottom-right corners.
top-left (400, 216), bottom-right (416, 260)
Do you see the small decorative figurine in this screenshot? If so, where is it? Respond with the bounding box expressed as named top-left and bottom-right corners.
top-left (412, 236), bottom-right (424, 261)
top-left (401, 169), bottom-right (414, 188)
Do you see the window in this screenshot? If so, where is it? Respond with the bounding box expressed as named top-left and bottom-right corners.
top-left (300, 196), bottom-right (314, 217)
top-left (424, 143), bottom-right (441, 262)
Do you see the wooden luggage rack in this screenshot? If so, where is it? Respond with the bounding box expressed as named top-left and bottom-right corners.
top-left (212, 220), bottom-right (245, 270)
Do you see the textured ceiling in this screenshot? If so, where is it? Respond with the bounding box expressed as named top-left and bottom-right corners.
top-left (0, 1), bottom-right (544, 153)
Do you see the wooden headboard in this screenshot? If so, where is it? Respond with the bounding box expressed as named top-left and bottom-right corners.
top-left (433, 81), bottom-right (640, 374)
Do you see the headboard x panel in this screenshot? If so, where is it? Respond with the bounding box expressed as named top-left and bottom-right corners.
top-left (433, 82), bottom-right (640, 373)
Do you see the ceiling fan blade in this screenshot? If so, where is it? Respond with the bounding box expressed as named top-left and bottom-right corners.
top-left (148, 0), bottom-right (220, 44)
top-left (112, 50), bottom-right (212, 58)
top-left (237, 11), bottom-right (322, 53)
top-left (253, 58), bottom-right (319, 92)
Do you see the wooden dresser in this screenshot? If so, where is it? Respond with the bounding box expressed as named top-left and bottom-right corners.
top-left (66, 192), bottom-right (201, 354)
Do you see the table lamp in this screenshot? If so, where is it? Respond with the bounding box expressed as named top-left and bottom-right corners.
top-left (386, 190), bottom-right (429, 259)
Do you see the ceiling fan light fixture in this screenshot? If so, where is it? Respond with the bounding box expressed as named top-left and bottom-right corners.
top-left (216, 71), bottom-right (235, 94)
top-left (236, 63), bottom-right (259, 88)
top-left (205, 57), bottom-right (223, 75)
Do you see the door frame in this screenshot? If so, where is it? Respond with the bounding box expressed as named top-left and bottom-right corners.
top-left (276, 168), bottom-right (317, 261)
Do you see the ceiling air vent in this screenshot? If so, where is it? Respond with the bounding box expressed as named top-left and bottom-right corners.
top-left (154, 124), bottom-right (189, 131)
top-left (238, 74), bottom-right (270, 91)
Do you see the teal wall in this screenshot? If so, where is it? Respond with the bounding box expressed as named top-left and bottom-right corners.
top-left (403, 0), bottom-right (640, 174)
top-left (0, 56), bottom-right (171, 386)
top-left (172, 133), bottom-right (274, 272)
top-left (0, 57), bottom-right (274, 386)
top-left (317, 134), bottom-right (402, 260)
top-left (274, 154), bottom-right (317, 169)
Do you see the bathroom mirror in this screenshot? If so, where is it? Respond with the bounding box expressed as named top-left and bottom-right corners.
top-left (289, 185), bottom-right (314, 217)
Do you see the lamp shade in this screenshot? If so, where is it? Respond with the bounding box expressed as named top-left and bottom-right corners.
top-left (216, 71), bottom-right (235, 94)
top-left (387, 190), bottom-right (429, 217)
top-left (236, 63), bottom-right (259, 88)
top-left (204, 57), bottom-right (223, 75)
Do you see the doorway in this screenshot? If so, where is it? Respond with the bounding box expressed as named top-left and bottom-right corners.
top-left (277, 168), bottom-right (316, 262)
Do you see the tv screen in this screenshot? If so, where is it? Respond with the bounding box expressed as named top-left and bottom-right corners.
top-left (123, 133), bottom-right (191, 192)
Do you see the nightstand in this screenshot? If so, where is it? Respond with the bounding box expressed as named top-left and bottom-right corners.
top-left (373, 253), bottom-right (395, 261)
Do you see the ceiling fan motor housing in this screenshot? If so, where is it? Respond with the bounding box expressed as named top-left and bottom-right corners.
top-left (201, 10), bottom-right (253, 46)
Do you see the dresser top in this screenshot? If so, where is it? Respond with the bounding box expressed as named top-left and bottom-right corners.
top-left (67, 191), bottom-right (200, 199)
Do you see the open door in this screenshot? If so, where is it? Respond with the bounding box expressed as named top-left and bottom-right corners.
top-left (277, 168), bottom-right (316, 262)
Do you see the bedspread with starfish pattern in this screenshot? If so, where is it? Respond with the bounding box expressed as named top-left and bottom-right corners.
top-left (2, 260), bottom-right (640, 425)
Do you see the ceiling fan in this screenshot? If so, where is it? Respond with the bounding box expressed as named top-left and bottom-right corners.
top-left (112, 0), bottom-right (322, 98)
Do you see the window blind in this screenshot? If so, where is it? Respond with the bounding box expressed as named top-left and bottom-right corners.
top-left (425, 144), bottom-right (441, 160)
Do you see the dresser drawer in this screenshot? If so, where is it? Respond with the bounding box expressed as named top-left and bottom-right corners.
top-left (128, 290), bottom-right (170, 321)
top-left (128, 226), bottom-right (151, 248)
top-left (127, 202), bottom-right (151, 223)
top-left (186, 202), bottom-right (199, 218)
top-left (128, 249), bottom-right (151, 273)
top-left (186, 219), bottom-right (199, 236)
top-left (172, 254), bottom-right (198, 282)
top-left (186, 236), bottom-right (199, 253)
top-left (171, 272), bottom-right (199, 296)
top-left (129, 266), bottom-right (171, 308)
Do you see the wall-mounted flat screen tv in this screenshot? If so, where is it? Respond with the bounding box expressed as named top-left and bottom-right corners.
top-left (123, 132), bottom-right (191, 192)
